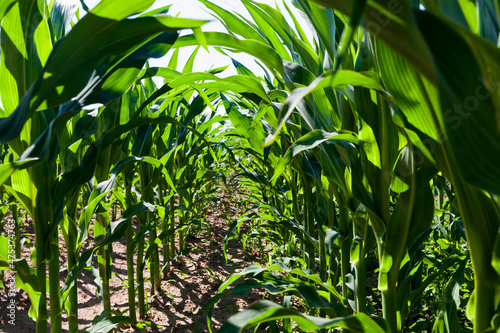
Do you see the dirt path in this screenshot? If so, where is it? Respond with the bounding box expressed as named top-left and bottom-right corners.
top-left (0, 183), bottom-right (265, 332)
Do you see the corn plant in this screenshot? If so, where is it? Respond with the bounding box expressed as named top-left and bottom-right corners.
top-left (1, 0), bottom-right (497, 332)
top-left (0, 0), bottom-right (207, 331)
top-left (186, 1), bottom-right (493, 332)
top-left (305, 1), bottom-right (500, 332)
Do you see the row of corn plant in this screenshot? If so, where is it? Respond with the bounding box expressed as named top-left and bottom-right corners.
top-left (0, 2), bottom-right (300, 332)
top-left (1, 0), bottom-right (498, 332)
top-left (0, 0), bottom-right (254, 332)
top-left (182, 0), bottom-right (497, 332)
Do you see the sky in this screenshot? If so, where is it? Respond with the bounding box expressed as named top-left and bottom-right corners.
top-left (81, 0), bottom-right (312, 77)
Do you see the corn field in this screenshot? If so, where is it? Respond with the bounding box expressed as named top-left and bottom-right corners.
top-left (0, 0), bottom-right (499, 332)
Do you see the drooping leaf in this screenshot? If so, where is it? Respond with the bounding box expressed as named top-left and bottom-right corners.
top-left (0, 5), bottom-right (207, 143)
top-left (271, 130), bottom-right (359, 185)
top-left (218, 300), bottom-right (388, 333)
top-left (267, 70), bottom-right (383, 145)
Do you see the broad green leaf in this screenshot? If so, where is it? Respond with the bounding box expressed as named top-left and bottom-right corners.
top-left (182, 45), bottom-right (200, 74)
top-left (0, 10), bottom-right (207, 143)
top-left (0, 0), bottom-right (45, 116)
top-left (9, 168), bottom-right (34, 215)
top-left (293, 0), bottom-right (336, 62)
top-left (167, 72), bottom-right (271, 103)
top-left (378, 145), bottom-right (433, 294)
top-left (476, 0), bottom-right (499, 43)
top-left (192, 27), bottom-right (208, 52)
top-left (267, 70), bottom-right (383, 146)
top-left (0, 236), bottom-right (43, 321)
top-left (310, 0), bottom-right (434, 80)
top-left (283, 61), bottom-right (341, 131)
top-left (375, 41), bottom-right (441, 144)
top-left (414, 11), bottom-right (500, 196)
top-left (199, 0), bottom-right (266, 43)
top-left (456, 0), bottom-right (478, 32)
top-left (317, 0), bottom-right (500, 197)
top-left (86, 316), bottom-right (135, 333)
top-left (89, 0), bottom-right (153, 19)
top-left (244, 0), bottom-right (320, 73)
top-left (0, 0), bottom-right (17, 21)
top-left (271, 130), bottom-right (359, 185)
top-left (174, 31), bottom-right (285, 79)
top-left (0, 159), bottom-right (37, 188)
top-left (219, 300), bottom-right (387, 333)
top-left (221, 94), bottom-right (267, 154)
top-left (242, 1), bottom-right (292, 62)
top-left (139, 66), bottom-right (182, 81)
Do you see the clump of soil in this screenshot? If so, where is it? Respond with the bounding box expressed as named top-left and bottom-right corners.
top-left (0, 183), bottom-right (268, 332)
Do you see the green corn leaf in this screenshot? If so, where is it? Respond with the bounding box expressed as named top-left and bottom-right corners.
top-left (283, 61), bottom-right (341, 131)
top-left (174, 31), bottom-right (285, 79)
top-left (77, 155), bottom-right (162, 248)
top-left (425, 0), bottom-right (469, 29)
top-left (230, 57), bottom-right (258, 78)
top-left (199, 262), bottom-right (353, 332)
top-left (0, 7), bottom-right (207, 143)
top-left (52, 115), bottom-right (208, 226)
top-left (221, 94), bottom-right (267, 154)
top-left (61, 201), bottom-right (155, 302)
top-left (3, 169), bottom-right (33, 215)
top-left (267, 70), bottom-right (383, 146)
top-left (317, 0), bottom-right (500, 196)
top-left (374, 41), bottom-right (440, 160)
top-left (0, 0), bottom-right (17, 21)
top-left (414, 10), bottom-right (500, 196)
top-left (192, 27), bottom-right (208, 52)
top-left (168, 72), bottom-right (271, 103)
top-left (218, 300), bottom-right (388, 333)
top-left (334, 0), bottom-right (367, 71)
top-left (86, 315), bottom-right (135, 333)
top-left (0, 0), bottom-right (52, 158)
top-left (311, 0), bottom-right (434, 80)
top-left (395, 262), bottom-right (422, 324)
top-left (455, 0), bottom-right (478, 32)
top-left (139, 66), bottom-right (182, 81)
top-left (199, 0), bottom-right (267, 43)
top-left (217, 263), bottom-right (344, 303)
top-left (0, 0), bottom-right (45, 115)
top-left (0, 235), bottom-right (44, 321)
top-left (476, 0), bottom-right (499, 43)
top-left (242, 1), bottom-right (292, 62)
top-left (236, 279), bottom-right (348, 316)
top-left (271, 130), bottom-right (359, 185)
top-left (282, 0), bottom-right (310, 45)
top-left (245, 0), bottom-right (320, 73)
top-left (319, 144), bottom-right (349, 196)
top-left (293, 0), bottom-right (336, 62)
top-left (182, 46), bottom-right (200, 74)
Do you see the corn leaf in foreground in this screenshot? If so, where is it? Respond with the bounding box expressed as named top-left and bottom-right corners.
top-left (218, 300), bottom-right (388, 333)
top-left (0, 4), bottom-right (207, 143)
